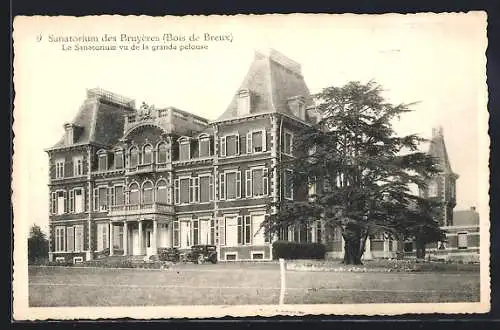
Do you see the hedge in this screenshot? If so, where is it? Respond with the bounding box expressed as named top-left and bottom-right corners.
top-left (272, 241), bottom-right (326, 260)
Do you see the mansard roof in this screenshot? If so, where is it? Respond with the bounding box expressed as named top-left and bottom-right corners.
top-left (453, 208), bottom-right (480, 226)
top-left (428, 126), bottom-right (458, 177)
top-left (50, 88), bottom-right (135, 149)
top-left (215, 49), bottom-right (315, 122)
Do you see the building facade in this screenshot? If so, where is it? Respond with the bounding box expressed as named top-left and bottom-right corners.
top-left (46, 49), bottom-right (324, 263)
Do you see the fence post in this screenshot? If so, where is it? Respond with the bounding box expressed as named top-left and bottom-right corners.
top-left (279, 258), bottom-right (286, 305)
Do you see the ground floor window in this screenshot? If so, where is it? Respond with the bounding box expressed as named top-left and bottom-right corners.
top-left (97, 223), bottom-right (109, 251)
top-left (55, 226), bottom-right (65, 252)
top-left (173, 220), bottom-right (180, 247)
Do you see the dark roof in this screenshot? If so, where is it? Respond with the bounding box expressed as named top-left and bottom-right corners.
top-left (428, 127), bottom-right (456, 175)
top-left (216, 49), bottom-right (315, 122)
top-left (453, 209), bottom-right (480, 226)
top-left (50, 89), bottom-right (134, 149)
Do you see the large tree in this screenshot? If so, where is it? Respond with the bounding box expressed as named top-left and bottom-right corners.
top-left (28, 224), bottom-right (49, 264)
top-left (266, 81), bottom-right (445, 264)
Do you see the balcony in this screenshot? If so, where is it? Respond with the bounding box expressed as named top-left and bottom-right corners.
top-left (108, 202), bottom-right (174, 217)
top-left (126, 163), bottom-right (169, 175)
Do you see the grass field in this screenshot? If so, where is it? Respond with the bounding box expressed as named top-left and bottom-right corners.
top-left (28, 263), bottom-right (480, 307)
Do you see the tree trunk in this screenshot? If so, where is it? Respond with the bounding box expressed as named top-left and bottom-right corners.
top-left (343, 235), bottom-right (363, 265)
top-left (415, 239), bottom-right (426, 260)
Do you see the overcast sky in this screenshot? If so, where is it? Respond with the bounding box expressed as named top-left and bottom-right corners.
top-left (13, 13), bottom-right (488, 234)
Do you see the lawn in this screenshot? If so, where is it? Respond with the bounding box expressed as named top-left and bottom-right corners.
top-left (28, 263), bottom-right (480, 307)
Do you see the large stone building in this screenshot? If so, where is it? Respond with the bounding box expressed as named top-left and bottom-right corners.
top-left (45, 49), bottom-right (324, 263)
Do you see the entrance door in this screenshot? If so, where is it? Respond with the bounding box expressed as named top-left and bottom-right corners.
top-left (132, 229), bottom-right (140, 255)
top-left (146, 229), bottom-right (154, 256)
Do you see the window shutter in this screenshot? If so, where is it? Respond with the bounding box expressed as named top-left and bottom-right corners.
top-left (246, 132), bottom-right (252, 154)
top-left (261, 130), bottom-right (267, 152)
top-left (219, 218), bottom-right (225, 246)
top-left (189, 178), bottom-right (194, 203)
top-left (245, 170), bottom-right (252, 197)
top-left (236, 171), bottom-right (241, 199)
top-left (174, 179), bottom-right (180, 204)
top-left (63, 190), bottom-right (68, 213)
top-left (237, 216), bottom-right (243, 245)
top-left (236, 135), bottom-right (240, 155)
top-left (209, 175), bottom-right (214, 201)
top-left (221, 137), bottom-right (226, 157)
top-left (244, 215), bottom-right (251, 244)
top-left (219, 173), bottom-right (225, 200)
top-left (263, 168), bottom-right (269, 196)
top-left (51, 192), bottom-right (56, 214)
top-left (195, 178), bottom-right (200, 203)
top-left (69, 189), bottom-right (75, 213)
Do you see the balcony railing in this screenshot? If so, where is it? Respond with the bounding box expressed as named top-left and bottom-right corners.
top-left (126, 163), bottom-right (168, 174)
top-left (108, 202), bottom-right (174, 216)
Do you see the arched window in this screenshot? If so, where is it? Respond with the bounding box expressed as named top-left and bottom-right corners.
top-left (142, 181), bottom-right (154, 204)
top-left (143, 145), bottom-right (153, 164)
top-left (129, 147), bottom-right (139, 168)
top-left (156, 179), bottom-right (168, 204)
top-left (428, 181), bottom-right (438, 197)
top-left (129, 182), bottom-right (139, 205)
top-left (157, 142), bottom-right (167, 163)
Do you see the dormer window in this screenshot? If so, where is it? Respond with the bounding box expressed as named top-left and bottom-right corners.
top-left (143, 145), bottom-right (153, 164)
top-left (114, 150), bottom-right (124, 169)
top-left (237, 89), bottom-right (251, 116)
top-left (198, 135), bottom-right (211, 158)
top-left (287, 96), bottom-right (306, 120)
top-left (64, 123), bottom-right (75, 145)
top-left (246, 130), bottom-right (267, 154)
top-left (97, 150), bottom-right (108, 171)
top-left (178, 137), bottom-right (191, 161)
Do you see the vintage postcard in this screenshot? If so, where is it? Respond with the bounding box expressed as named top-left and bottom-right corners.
top-left (12, 13), bottom-right (490, 320)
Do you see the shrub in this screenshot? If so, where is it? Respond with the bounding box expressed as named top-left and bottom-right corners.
top-left (272, 241), bottom-right (326, 260)
top-left (158, 247), bottom-right (180, 262)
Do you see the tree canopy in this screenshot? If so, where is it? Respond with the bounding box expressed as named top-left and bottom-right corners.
top-left (265, 81), bottom-right (445, 264)
top-left (28, 224), bottom-right (49, 264)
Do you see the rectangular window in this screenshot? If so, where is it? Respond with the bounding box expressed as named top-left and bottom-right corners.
top-left (315, 221), bottom-right (322, 243)
top-left (224, 171), bottom-right (241, 200)
top-left (69, 189), bottom-right (74, 213)
top-left (74, 225), bottom-right (83, 252)
top-left (225, 134), bottom-right (240, 157)
top-left (55, 226), bottom-right (65, 252)
top-left (97, 223), bottom-right (109, 251)
top-left (98, 155), bottom-right (108, 171)
top-left (219, 173), bottom-right (225, 200)
top-left (247, 167), bottom-right (269, 197)
top-left (192, 220), bottom-right (199, 246)
top-left (73, 156), bottom-right (83, 176)
top-left (179, 178), bottom-right (190, 204)
top-left (284, 169), bottom-right (294, 200)
top-left (210, 219), bottom-right (215, 245)
top-left (179, 142), bottom-right (190, 161)
top-left (225, 216), bottom-right (238, 247)
top-left (74, 188), bottom-right (84, 213)
top-left (55, 159), bottom-right (65, 178)
top-left (114, 152), bottom-right (124, 169)
top-left (283, 131), bottom-right (293, 155)
top-left (180, 221), bottom-right (190, 248)
top-left (247, 130), bottom-right (267, 153)
top-left (51, 192), bottom-right (57, 214)
top-left (66, 227), bottom-right (74, 252)
top-left (114, 185), bottom-right (124, 205)
top-left (251, 214), bottom-right (266, 245)
top-left (199, 138), bottom-right (210, 157)
top-left (199, 175), bottom-right (212, 203)
top-left (173, 219), bottom-right (180, 247)
top-left (98, 187), bottom-right (107, 211)
top-left (458, 232), bottom-right (468, 249)
top-left (57, 190), bottom-right (66, 215)
top-left (190, 178), bottom-right (199, 203)
top-left (174, 179), bottom-right (180, 204)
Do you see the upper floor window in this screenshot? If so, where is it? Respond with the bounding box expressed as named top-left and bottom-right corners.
top-left (128, 182), bottom-right (139, 205)
top-left (174, 177), bottom-right (190, 204)
top-left (143, 145), bottom-right (153, 164)
top-left (113, 185), bottom-right (125, 205)
top-left (157, 142), bottom-right (167, 163)
top-left (129, 147), bottom-right (139, 168)
top-left (221, 134), bottom-right (240, 157)
top-left (93, 186), bottom-right (108, 211)
top-left (245, 167), bottom-right (269, 197)
top-left (284, 169), bottom-right (294, 200)
top-left (98, 153), bottom-right (108, 171)
top-left (246, 130), bottom-right (267, 153)
top-left (142, 181), bottom-right (154, 204)
top-left (199, 136), bottom-right (211, 158)
top-left (156, 179), bottom-right (169, 204)
top-left (283, 131), bottom-right (293, 155)
top-left (55, 159), bottom-right (65, 178)
top-left (69, 188), bottom-right (84, 213)
top-left (219, 170), bottom-right (241, 200)
top-left (51, 190), bottom-right (67, 215)
top-left (428, 181), bottom-right (438, 197)
top-left (73, 156), bottom-right (83, 176)
top-left (179, 138), bottom-right (190, 161)
top-left (114, 151), bottom-right (124, 169)
top-left (199, 174), bottom-right (214, 203)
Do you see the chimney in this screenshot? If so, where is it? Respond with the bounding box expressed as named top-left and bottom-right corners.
top-left (236, 89), bottom-right (251, 116)
top-left (470, 206), bottom-right (476, 212)
top-left (432, 126), bottom-right (444, 138)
